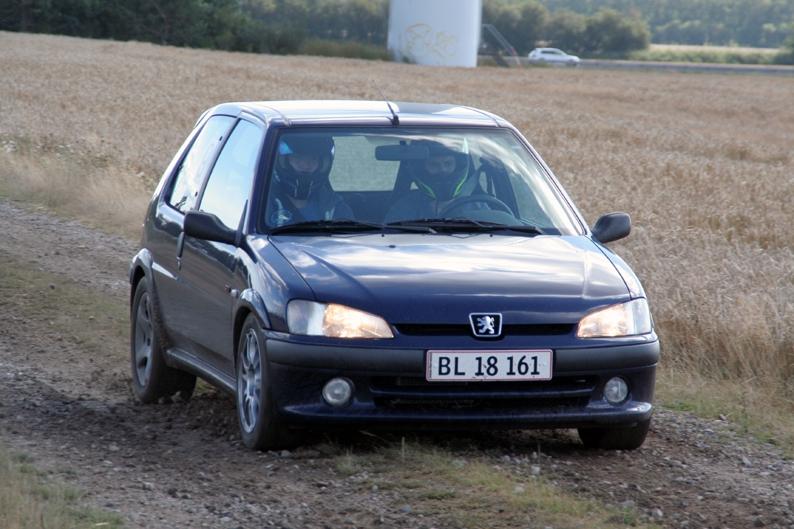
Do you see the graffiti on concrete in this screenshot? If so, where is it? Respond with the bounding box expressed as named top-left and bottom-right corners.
top-left (402, 23), bottom-right (458, 64)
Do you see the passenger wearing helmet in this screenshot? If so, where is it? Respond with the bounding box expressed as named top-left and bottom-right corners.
top-left (268, 135), bottom-right (352, 227)
top-left (384, 139), bottom-right (482, 223)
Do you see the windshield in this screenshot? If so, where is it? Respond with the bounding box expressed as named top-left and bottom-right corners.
top-left (262, 127), bottom-right (580, 235)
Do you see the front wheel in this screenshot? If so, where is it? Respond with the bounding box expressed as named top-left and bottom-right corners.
top-left (577, 418), bottom-right (651, 450)
top-left (236, 315), bottom-right (295, 450)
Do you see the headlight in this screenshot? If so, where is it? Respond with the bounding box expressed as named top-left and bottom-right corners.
top-left (287, 300), bottom-right (394, 339)
top-left (576, 299), bottom-right (652, 338)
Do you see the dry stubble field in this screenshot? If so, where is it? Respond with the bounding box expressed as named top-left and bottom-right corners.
top-left (1, 31), bottom-right (793, 442)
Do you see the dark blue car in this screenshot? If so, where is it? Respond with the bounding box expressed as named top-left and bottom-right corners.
top-left (129, 101), bottom-right (658, 451)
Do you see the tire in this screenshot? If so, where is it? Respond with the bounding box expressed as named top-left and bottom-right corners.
top-left (577, 418), bottom-right (651, 450)
top-left (130, 279), bottom-right (196, 403)
top-left (236, 315), bottom-right (296, 450)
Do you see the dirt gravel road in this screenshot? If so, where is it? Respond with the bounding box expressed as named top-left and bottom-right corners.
top-left (0, 198), bottom-right (792, 529)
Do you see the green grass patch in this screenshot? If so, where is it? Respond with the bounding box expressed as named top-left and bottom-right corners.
top-left (0, 252), bottom-right (128, 361)
top-left (334, 451), bottom-right (362, 476)
top-left (0, 446), bottom-right (124, 529)
top-left (299, 38), bottom-right (391, 61)
top-left (332, 441), bottom-right (660, 529)
top-left (657, 369), bottom-right (794, 455)
top-left (628, 45), bottom-right (787, 65)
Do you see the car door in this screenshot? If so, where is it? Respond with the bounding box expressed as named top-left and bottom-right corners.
top-left (177, 118), bottom-right (266, 375)
top-left (149, 115), bottom-right (236, 345)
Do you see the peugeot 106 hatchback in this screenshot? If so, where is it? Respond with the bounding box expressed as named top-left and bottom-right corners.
top-left (129, 101), bottom-right (658, 451)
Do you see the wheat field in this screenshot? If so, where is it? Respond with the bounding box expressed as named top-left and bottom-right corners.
top-left (1, 31), bottom-right (793, 426)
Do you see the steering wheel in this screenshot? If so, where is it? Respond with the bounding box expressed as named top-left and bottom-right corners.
top-left (439, 194), bottom-right (514, 217)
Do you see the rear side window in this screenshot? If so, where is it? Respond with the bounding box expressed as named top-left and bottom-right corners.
top-left (167, 115), bottom-right (235, 213)
top-left (199, 120), bottom-right (265, 230)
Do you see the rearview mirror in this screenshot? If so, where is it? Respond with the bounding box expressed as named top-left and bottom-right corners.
top-left (375, 144), bottom-right (430, 161)
top-left (592, 212), bottom-right (631, 244)
top-left (183, 211), bottom-right (238, 246)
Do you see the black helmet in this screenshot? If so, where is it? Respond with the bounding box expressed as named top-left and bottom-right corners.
top-left (409, 139), bottom-right (471, 201)
top-left (276, 135), bottom-right (335, 200)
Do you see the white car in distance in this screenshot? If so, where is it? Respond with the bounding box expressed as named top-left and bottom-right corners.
top-left (528, 48), bottom-right (581, 66)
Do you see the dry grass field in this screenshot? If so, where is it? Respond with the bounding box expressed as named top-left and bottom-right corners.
top-left (1, 31), bottom-right (793, 442)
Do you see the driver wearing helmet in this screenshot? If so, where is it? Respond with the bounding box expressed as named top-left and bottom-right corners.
top-left (268, 135), bottom-right (352, 227)
top-left (384, 139), bottom-right (482, 223)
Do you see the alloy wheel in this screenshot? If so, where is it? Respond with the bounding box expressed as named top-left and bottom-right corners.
top-left (238, 328), bottom-right (263, 433)
top-left (134, 292), bottom-right (154, 386)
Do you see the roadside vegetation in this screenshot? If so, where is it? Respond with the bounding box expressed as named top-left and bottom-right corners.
top-left (0, 447), bottom-right (123, 529)
top-left (1, 30), bottom-right (793, 452)
top-left (0, 137), bottom-right (148, 239)
top-left (537, 0), bottom-right (794, 49)
top-left (657, 375), bottom-right (794, 450)
top-left (629, 43), bottom-right (792, 65)
top-left (299, 38), bottom-right (391, 61)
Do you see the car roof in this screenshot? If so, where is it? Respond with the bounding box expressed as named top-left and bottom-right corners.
top-left (206, 100), bottom-right (510, 128)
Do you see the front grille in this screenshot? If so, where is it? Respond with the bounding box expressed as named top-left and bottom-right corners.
top-left (369, 375), bottom-right (596, 412)
top-left (394, 323), bottom-right (574, 337)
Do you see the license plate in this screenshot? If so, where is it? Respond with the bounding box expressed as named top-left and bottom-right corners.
top-left (426, 350), bottom-right (553, 382)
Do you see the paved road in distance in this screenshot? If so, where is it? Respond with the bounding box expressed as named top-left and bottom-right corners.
top-left (579, 59), bottom-right (794, 76)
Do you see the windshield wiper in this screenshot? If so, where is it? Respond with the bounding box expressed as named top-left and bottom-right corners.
top-left (387, 218), bottom-right (544, 235)
top-left (269, 219), bottom-right (434, 235)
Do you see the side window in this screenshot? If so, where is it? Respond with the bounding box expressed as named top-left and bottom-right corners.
top-left (199, 120), bottom-right (265, 230)
top-left (167, 115), bottom-right (235, 213)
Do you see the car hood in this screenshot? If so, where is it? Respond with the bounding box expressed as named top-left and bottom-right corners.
top-left (266, 233), bottom-right (631, 325)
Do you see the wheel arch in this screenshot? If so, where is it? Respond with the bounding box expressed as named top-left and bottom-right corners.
top-left (129, 249), bottom-right (155, 310)
top-left (233, 289), bottom-right (272, 366)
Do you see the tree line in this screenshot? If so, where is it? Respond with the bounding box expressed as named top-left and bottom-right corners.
top-left (484, 0), bottom-right (649, 55)
top-left (1, 0), bottom-right (386, 54)
top-left (1, 0), bottom-right (651, 57)
top-left (537, 0), bottom-right (794, 48)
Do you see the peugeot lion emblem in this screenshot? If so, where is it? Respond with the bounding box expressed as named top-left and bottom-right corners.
top-left (469, 313), bottom-right (503, 338)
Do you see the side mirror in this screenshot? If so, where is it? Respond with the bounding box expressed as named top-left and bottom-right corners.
top-left (592, 212), bottom-right (631, 244)
top-left (183, 210), bottom-right (238, 246)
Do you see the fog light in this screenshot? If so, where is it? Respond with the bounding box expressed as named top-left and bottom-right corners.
top-left (322, 378), bottom-right (353, 407)
top-left (604, 377), bottom-right (629, 404)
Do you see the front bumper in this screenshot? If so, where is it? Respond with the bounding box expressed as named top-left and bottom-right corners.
top-left (266, 339), bottom-right (658, 429)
